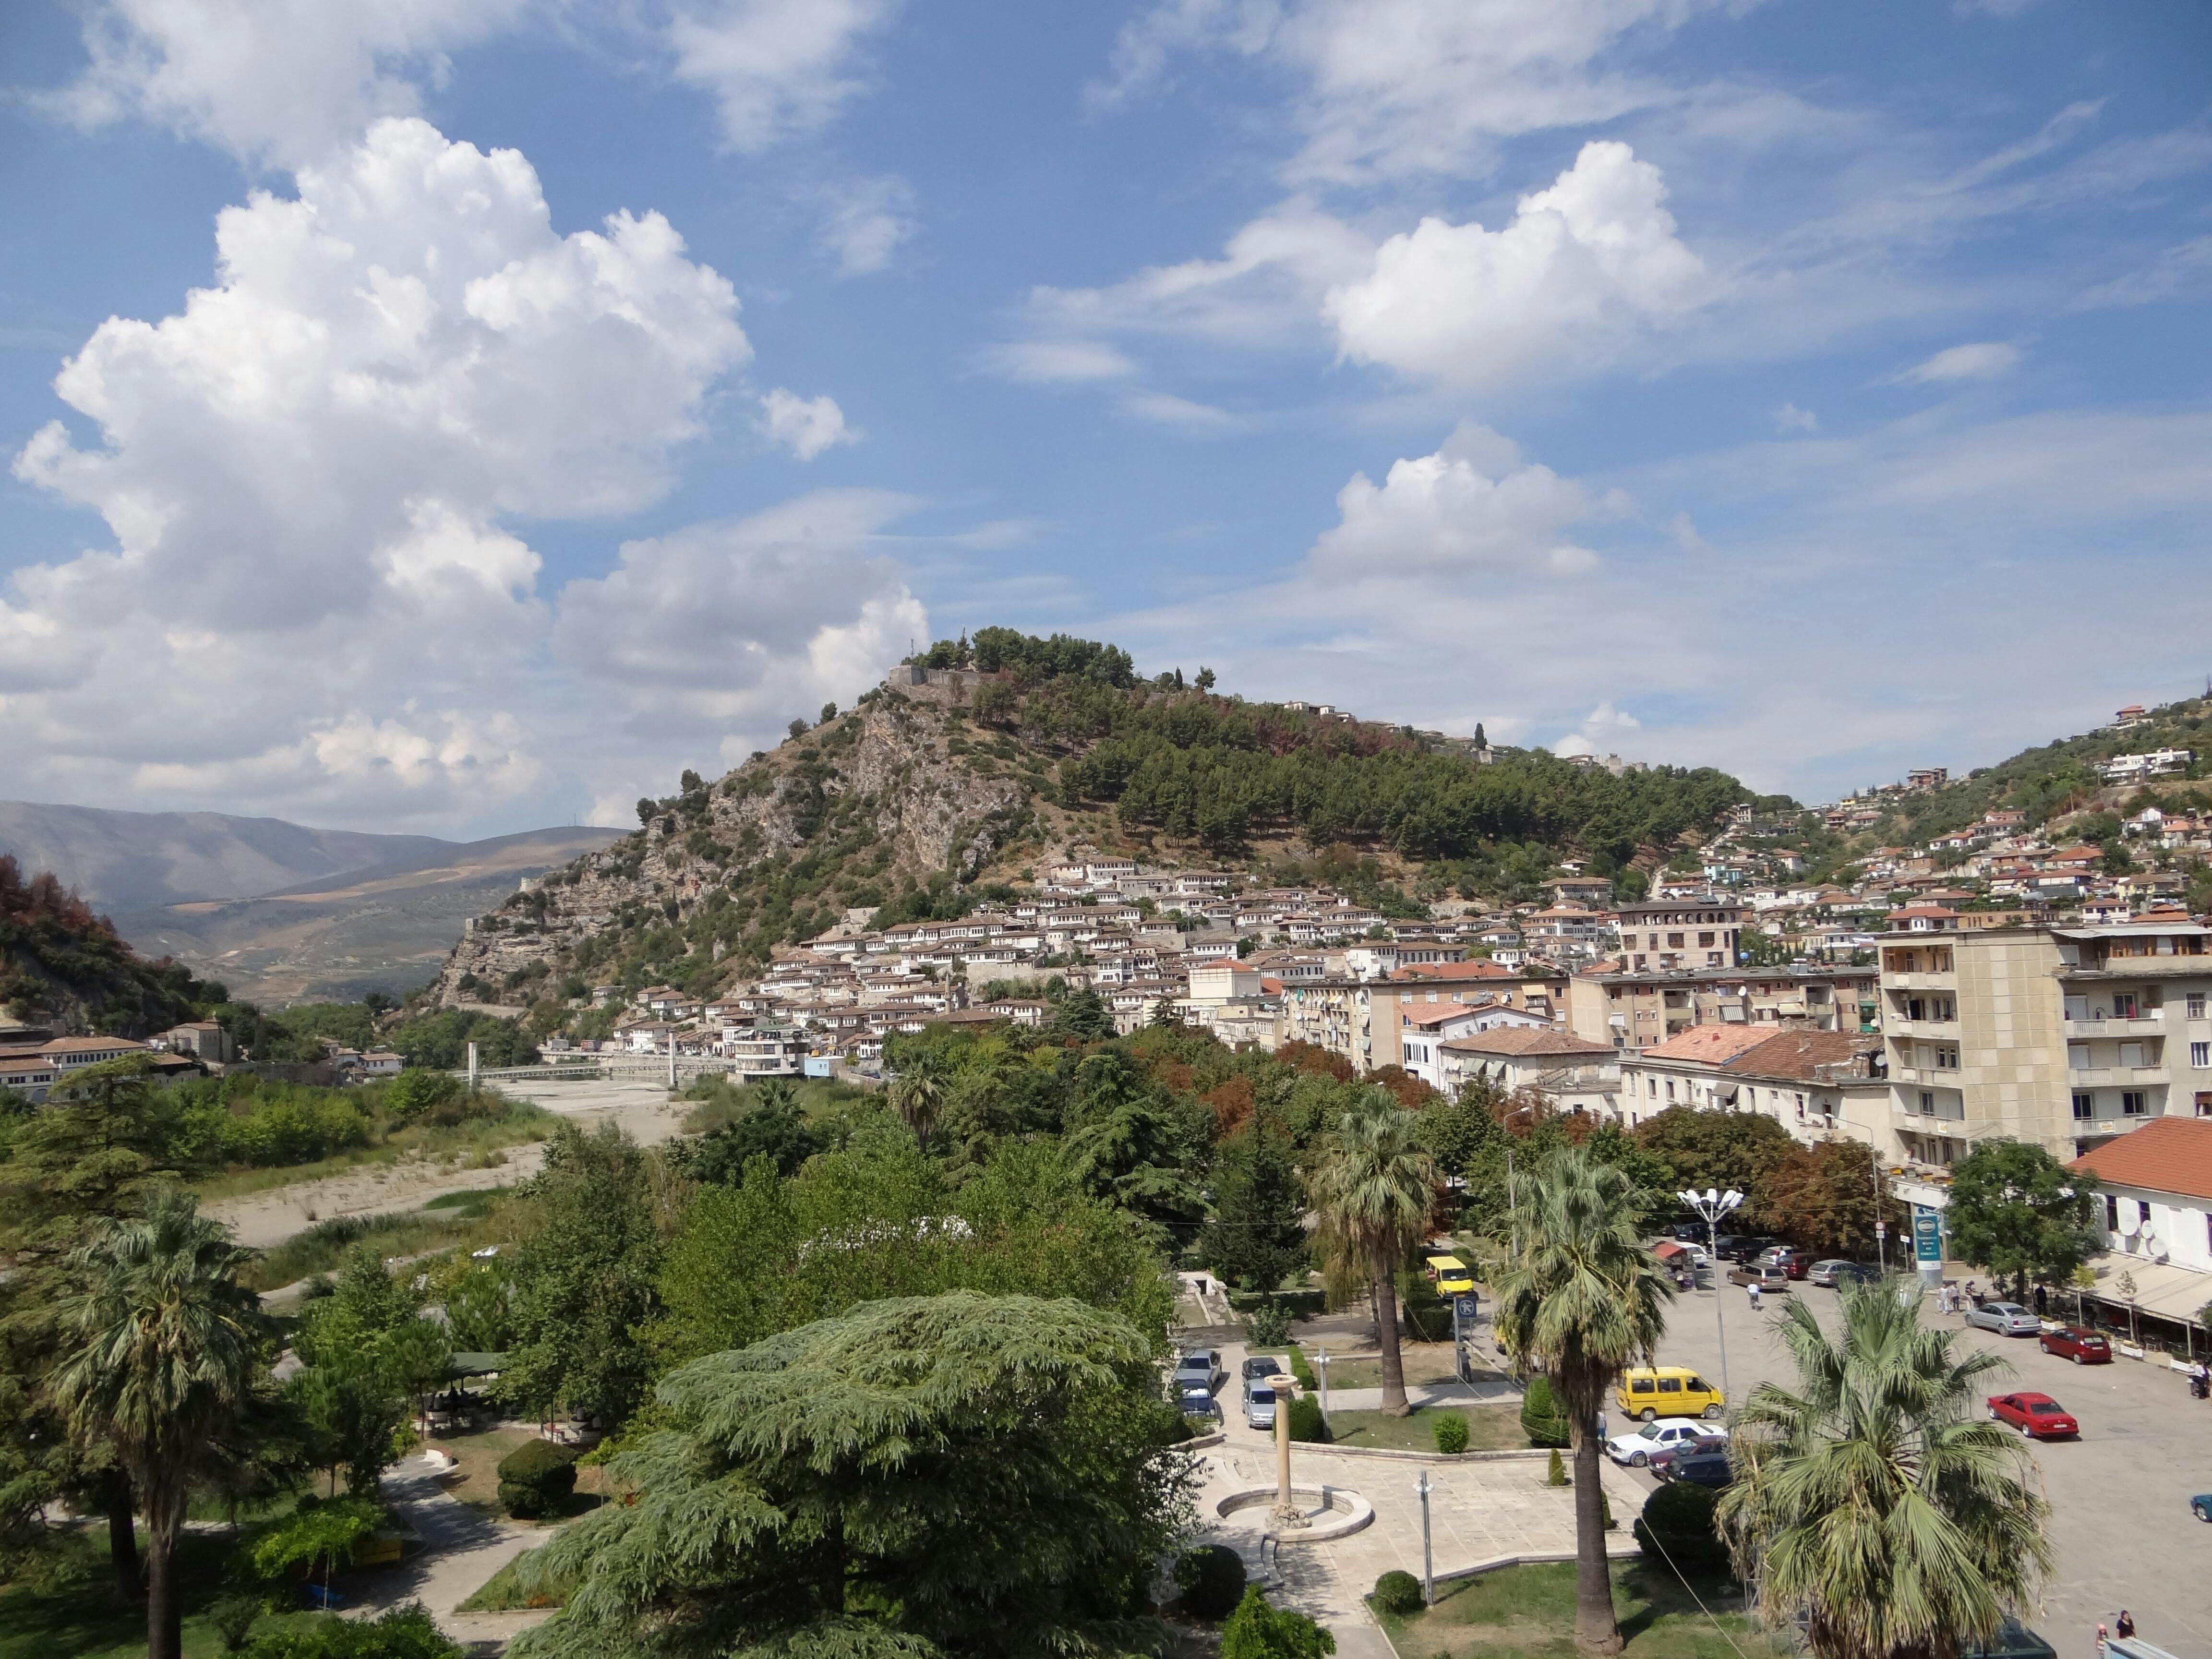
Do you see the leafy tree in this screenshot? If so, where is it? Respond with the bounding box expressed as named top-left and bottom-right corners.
top-left (1194, 667), bottom-right (1216, 694)
top-left (888, 1061), bottom-right (946, 1154)
top-left (384, 1066), bottom-right (461, 1122)
top-left (1221, 1586), bottom-right (1334, 1659)
top-left (1718, 1284), bottom-right (2051, 1659)
top-left (1942, 1140), bottom-right (2099, 1299)
top-left (1200, 1117), bottom-right (1307, 1294)
top-left (787, 718), bottom-right (808, 741)
top-left (1491, 1146), bottom-right (1673, 1656)
top-left (819, 702), bottom-right (838, 724)
top-left (290, 1245), bottom-right (448, 1496)
top-left (510, 1292), bottom-right (1192, 1659)
top-left (241, 1602), bottom-right (461, 1659)
top-left (245, 1493), bottom-right (385, 1583)
top-left (1758, 1139), bottom-right (1902, 1260)
top-left (686, 1094), bottom-right (824, 1180)
top-left (1633, 1106), bottom-right (1793, 1214)
top-left (501, 1124), bottom-right (666, 1429)
top-left (1309, 1093), bottom-right (1437, 1416)
top-left (1047, 987), bottom-right (1113, 1041)
top-left (52, 1188), bottom-right (269, 1659)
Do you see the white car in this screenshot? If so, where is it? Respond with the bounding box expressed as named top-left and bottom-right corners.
top-left (1606, 1418), bottom-right (1729, 1467)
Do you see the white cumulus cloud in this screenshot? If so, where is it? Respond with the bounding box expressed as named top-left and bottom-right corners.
top-left (1323, 141), bottom-right (1707, 389)
top-left (668, 0), bottom-right (902, 152)
top-left (760, 389), bottom-right (859, 459)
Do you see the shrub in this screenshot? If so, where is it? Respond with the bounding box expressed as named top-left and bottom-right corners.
top-left (1176, 1543), bottom-right (1248, 1619)
top-left (1546, 1448), bottom-right (1567, 1487)
top-left (1242, 1299), bottom-right (1293, 1350)
top-left (242, 1602), bottom-right (461, 1658)
top-left (1432, 1412), bottom-right (1469, 1455)
top-left (1286, 1394), bottom-right (1331, 1444)
top-left (245, 1496), bottom-right (385, 1582)
top-left (1222, 1585), bottom-right (1337, 1659)
top-left (1371, 1570), bottom-right (1424, 1616)
top-left (1633, 1480), bottom-right (1727, 1572)
top-left (1520, 1375), bottom-right (1570, 1448)
top-left (496, 1439), bottom-right (579, 1518)
top-left (385, 1067), bottom-right (463, 1123)
top-left (210, 1592), bottom-right (263, 1653)
top-left (1286, 1346), bottom-right (1317, 1389)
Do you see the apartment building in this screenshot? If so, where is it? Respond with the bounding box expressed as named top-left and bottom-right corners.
top-left (1878, 919), bottom-right (2212, 1166)
top-left (1612, 898), bottom-right (1743, 972)
top-left (1567, 966), bottom-right (1878, 1051)
top-left (1435, 1027), bottom-right (1619, 1115)
top-left (1618, 1026), bottom-right (1893, 1152)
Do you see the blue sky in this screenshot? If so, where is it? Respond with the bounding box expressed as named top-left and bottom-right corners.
top-left (2, 0), bottom-right (2209, 838)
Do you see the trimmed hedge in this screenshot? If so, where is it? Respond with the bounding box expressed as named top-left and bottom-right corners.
top-left (1372, 1570), bottom-right (1424, 1615)
top-left (1176, 1544), bottom-right (1248, 1619)
top-left (1432, 1412), bottom-right (1469, 1455)
top-left (1633, 1479), bottom-right (1728, 1573)
top-left (1520, 1376), bottom-right (1570, 1448)
top-left (1286, 1394), bottom-right (1331, 1444)
top-left (496, 1439), bottom-right (579, 1519)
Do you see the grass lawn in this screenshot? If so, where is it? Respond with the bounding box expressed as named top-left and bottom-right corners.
top-left (1374, 1561), bottom-right (1756, 1659)
top-left (1313, 1344), bottom-right (1467, 1390)
top-left (460, 1545), bottom-right (574, 1611)
top-left (1322, 1404), bottom-right (1529, 1453)
top-left (0, 1530), bottom-right (232, 1659)
top-left (243, 1187), bottom-right (520, 1291)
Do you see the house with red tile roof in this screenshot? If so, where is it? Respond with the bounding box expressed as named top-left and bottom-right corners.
top-left (2067, 1117), bottom-right (2212, 1333)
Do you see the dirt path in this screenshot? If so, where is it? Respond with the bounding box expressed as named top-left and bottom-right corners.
top-left (206, 1079), bottom-right (689, 1250)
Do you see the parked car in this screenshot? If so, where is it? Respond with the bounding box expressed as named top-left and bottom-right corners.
top-left (1727, 1263), bottom-right (1792, 1293)
top-left (1668, 1221), bottom-right (1707, 1244)
top-left (2036, 1326), bottom-right (2111, 1364)
top-left (1605, 1418), bottom-right (1729, 1467)
top-left (1806, 1259), bottom-right (1874, 1287)
top-left (1965, 1301), bottom-right (2041, 1336)
top-left (1615, 1366), bottom-right (1726, 1422)
top-left (1241, 1354), bottom-right (1283, 1384)
top-left (2192, 1494), bottom-right (2212, 1522)
top-left (1178, 1384), bottom-right (1220, 1421)
top-left (1985, 1392), bottom-right (2079, 1440)
top-left (1654, 1448), bottom-right (1734, 1489)
top-left (1755, 1249), bottom-right (1809, 1281)
top-left (1174, 1350), bottom-right (1221, 1393)
top-left (1721, 1235), bottom-right (1779, 1264)
top-left (1244, 1382), bottom-right (1278, 1431)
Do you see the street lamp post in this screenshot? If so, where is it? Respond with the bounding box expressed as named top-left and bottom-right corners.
top-left (1313, 1347), bottom-right (1330, 1425)
top-left (1416, 1470), bottom-right (1434, 1608)
top-left (1678, 1186), bottom-right (1743, 1402)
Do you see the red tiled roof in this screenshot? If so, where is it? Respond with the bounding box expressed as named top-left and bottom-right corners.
top-left (1438, 1028), bottom-right (1613, 1058)
top-left (1393, 961), bottom-right (1513, 981)
top-left (2068, 1118), bottom-right (2212, 1202)
top-left (1719, 1030), bottom-right (1876, 1083)
top-left (1635, 1026), bottom-right (1776, 1065)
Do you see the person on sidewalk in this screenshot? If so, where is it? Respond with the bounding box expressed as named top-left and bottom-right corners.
top-left (1748, 1283), bottom-right (1762, 1312)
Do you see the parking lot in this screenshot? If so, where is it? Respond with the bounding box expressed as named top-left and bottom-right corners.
top-left (1628, 1269), bottom-right (2212, 1659)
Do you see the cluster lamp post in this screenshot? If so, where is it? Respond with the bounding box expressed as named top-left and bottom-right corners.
top-left (1416, 1470), bottom-right (1434, 1608)
top-left (1678, 1186), bottom-right (1743, 1401)
top-left (1313, 1347), bottom-right (1330, 1423)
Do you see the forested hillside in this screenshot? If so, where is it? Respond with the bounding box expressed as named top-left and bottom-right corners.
top-left (433, 629), bottom-right (1751, 1013)
top-left (0, 855), bottom-right (213, 1036)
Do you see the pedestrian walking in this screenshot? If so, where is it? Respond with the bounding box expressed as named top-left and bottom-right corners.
top-left (2034, 1283), bottom-right (2048, 1316)
top-left (2097, 1623), bottom-right (2109, 1658)
top-left (2116, 1611), bottom-right (2136, 1641)
top-left (1748, 1283), bottom-right (1762, 1312)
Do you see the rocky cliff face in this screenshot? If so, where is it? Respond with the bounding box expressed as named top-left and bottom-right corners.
top-left (430, 678), bottom-right (1039, 1007)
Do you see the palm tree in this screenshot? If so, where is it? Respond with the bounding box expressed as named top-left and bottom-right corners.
top-left (1717, 1282), bottom-right (2051, 1659)
top-left (52, 1187), bottom-right (267, 1659)
top-left (889, 1062), bottom-right (946, 1154)
top-left (1307, 1092), bottom-right (1437, 1416)
top-left (1490, 1146), bottom-right (1673, 1657)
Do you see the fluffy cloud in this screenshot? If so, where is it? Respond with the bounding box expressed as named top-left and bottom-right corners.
top-left (1890, 340), bottom-right (2022, 384)
top-left (760, 389), bottom-right (859, 459)
top-left (984, 341), bottom-right (1140, 383)
top-left (1309, 423), bottom-right (1609, 575)
top-left (46, 0), bottom-right (532, 163)
top-left (1323, 142), bottom-right (1707, 388)
top-left (2, 119), bottom-right (908, 828)
top-left (668, 0), bottom-right (902, 152)
top-left (815, 173), bottom-right (920, 275)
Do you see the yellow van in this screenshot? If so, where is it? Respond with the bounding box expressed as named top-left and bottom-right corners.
top-left (1615, 1366), bottom-right (1725, 1422)
top-left (1424, 1255), bottom-right (1475, 1296)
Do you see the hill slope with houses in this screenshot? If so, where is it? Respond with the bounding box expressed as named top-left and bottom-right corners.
top-left (427, 630), bottom-right (1749, 1037)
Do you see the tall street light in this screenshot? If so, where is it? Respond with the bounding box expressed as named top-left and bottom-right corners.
top-left (1678, 1186), bottom-right (1743, 1401)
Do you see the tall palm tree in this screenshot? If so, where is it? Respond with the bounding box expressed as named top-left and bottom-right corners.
top-left (889, 1062), bottom-right (946, 1154)
top-left (52, 1187), bottom-right (267, 1659)
top-left (1490, 1146), bottom-right (1673, 1657)
top-left (1307, 1092), bottom-right (1437, 1416)
top-left (1717, 1282), bottom-right (2051, 1659)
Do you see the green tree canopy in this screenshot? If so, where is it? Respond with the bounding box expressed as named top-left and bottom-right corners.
top-left (1199, 1115), bottom-right (1308, 1294)
top-left (511, 1291), bottom-right (1191, 1659)
top-left (1309, 1093), bottom-right (1437, 1416)
top-left (1942, 1140), bottom-right (2100, 1298)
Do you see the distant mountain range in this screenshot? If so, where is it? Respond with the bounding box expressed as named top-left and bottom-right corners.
top-left (0, 802), bottom-right (620, 1006)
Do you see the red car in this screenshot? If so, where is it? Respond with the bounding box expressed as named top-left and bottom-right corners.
top-left (2037, 1327), bottom-right (2112, 1365)
top-left (1986, 1392), bottom-right (2079, 1440)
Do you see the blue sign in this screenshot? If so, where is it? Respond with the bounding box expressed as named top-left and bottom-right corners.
top-left (1454, 1296), bottom-right (1480, 1320)
top-left (1912, 1208), bottom-right (1942, 1264)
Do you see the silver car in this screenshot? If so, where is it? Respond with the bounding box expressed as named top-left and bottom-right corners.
top-left (1965, 1301), bottom-right (2041, 1336)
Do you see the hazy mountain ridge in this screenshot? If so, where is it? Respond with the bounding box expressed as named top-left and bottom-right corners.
top-left (0, 800), bottom-right (456, 911)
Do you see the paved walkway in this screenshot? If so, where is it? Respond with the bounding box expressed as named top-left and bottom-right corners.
top-left (1320, 1377), bottom-right (1523, 1412)
top-left (352, 1463), bottom-right (552, 1651)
